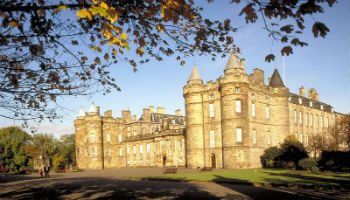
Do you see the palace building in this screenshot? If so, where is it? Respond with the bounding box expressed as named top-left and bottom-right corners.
top-left (75, 53), bottom-right (343, 169)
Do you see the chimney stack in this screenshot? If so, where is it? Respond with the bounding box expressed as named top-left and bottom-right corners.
top-left (104, 110), bottom-right (112, 118)
top-left (122, 110), bottom-right (132, 122)
top-left (175, 109), bottom-right (182, 116)
top-left (157, 106), bottom-right (165, 114)
top-left (299, 86), bottom-right (305, 96)
top-left (142, 108), bottom-right (151, 122)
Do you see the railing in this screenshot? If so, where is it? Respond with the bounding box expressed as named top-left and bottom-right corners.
top-left (125, 129), bottom-right (184, 142)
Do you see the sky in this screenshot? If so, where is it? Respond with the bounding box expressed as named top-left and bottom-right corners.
top-left (1, 1), bottom-right (349, 137)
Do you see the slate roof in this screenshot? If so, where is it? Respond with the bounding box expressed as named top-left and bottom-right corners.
top-left (289, 93), bottom-right (333, 113)
top-left (269, 69), bottom-right (285, 88)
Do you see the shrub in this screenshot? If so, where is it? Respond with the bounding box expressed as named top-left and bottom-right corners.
top-left (260, 146), bottom-right (281, 168)
top-left (278, 137), bottom-right (308, 169)
top-left (299, 158), bottom-right (318, 172)
top-left (318, 151), bottom-right (350, 172)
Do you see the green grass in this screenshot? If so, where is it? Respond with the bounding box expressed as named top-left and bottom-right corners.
top-left (144, 169), bottom-right (350, 187)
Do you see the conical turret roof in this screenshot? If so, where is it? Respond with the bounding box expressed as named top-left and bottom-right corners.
top-left (269, 69), bottom-right (285, 88)
top-left (88, 103), bottom-right (98, 113)
top-left (188, 65), bottom-right (201, 82)
top-left (225, 53), bottom-right (244, 71)
top-left (78, 107), bottom-right (86, 117)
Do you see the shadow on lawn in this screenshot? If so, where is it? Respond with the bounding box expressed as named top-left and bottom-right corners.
top-left (262, 171), bottom-right (350, 187)
top-left (212, 175), bottom-right (338, 200)
top-left (0, 177), bottom-right (222, 200)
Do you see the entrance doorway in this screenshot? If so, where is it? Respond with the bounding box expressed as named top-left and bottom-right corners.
top-left (162, 155), bottom-right (167, 167)
top-left (211, 153), bottom-right (216, 168)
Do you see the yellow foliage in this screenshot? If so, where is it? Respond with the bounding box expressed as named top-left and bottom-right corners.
top-left (9, 20), bottom-right (19, 27)
top-left (99, 2), bottom-right (109, 10)
top-left (121, 33), bottom-right (128, 40)
top-left (76, 9), bottom-right (92, 20)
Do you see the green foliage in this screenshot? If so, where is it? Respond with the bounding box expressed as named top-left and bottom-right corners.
top-left (318, 151), bottom-right (350, 172)
top-left (0, 127), bottom-right (76, 174)
top-left (0, 126), bottom-right (31, 173)
top-left (278, 136), bottom-right (308, 169)
top-left (260, 147), bottom-right (281, 168)
top-left (298, 158), bottom-right (318, 172)
top-left (261, 136), bottom-right (308, 169)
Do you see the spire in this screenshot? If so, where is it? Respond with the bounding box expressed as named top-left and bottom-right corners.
top-left (187, 65), bottom-right (201, 82)
top-left (269, 69), bottom-right (285, 88)
top-left (78, 107), bottom-right (86, 117)
top-left (225, 53), bottom-right (245, 71)
top-left (88, 103), bottom-right (98, 113)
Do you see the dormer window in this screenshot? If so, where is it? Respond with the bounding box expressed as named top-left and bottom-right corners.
top-left (288, 97), bottom-right (291, 102)
top-left (309, 101), bottom-right (313, 107)
top-left (235, 87), bottom-right (240, 93)
top-left (172, 119), bottom-right (176, 124)
top-left (298, 98), bottom-right (302, 105)
top-left (320, 105), bottom-right (324, 110)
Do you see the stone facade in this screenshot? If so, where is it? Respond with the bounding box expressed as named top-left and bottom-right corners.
top-left (75, 53), bottom-right (345, 170)
top-left (184, 53), bottom-right (339, 169)
top-left (75, 105), bottom-right (186, 169)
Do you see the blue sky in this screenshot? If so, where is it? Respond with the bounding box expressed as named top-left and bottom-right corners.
top-left (1, 1), bottom-right (349, 136)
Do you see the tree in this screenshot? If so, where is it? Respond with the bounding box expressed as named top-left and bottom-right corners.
top-left (260, 146), bottom-right (281, 168)
top-left (307, 133), bottom-right (324, 158)
top-left (337, 114), bottom-right (350, 149)
top-left (0, 0), bottom-right (336, 124)
top-left (278, 135), bottom-right (308, 169)
top-left (27, 133), bottom-right (58, 167)
top-left (0, 126), bottom-right (31, 173)
top-left (57, 134), bottom-right (76, 168)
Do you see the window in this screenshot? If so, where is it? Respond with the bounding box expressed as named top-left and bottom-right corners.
top-left (267, 132), bottom-right (271, 145)
top-left (251, 103), bottom-right (256, 117)
top-left (252, 129), bottom-right (257, 144)
top-left (235, 87), bottom-right (240, 93)
top-left (235, 100), bottom-right (242, 113)
top-left (209, 103), bottom-right (215, 118)
top-left (305, 113), bottom-right (308, 126)
top-left (118, 148), bottom-right (123, 156)
top-left (209, 94), bottom-right (215, 100)
top-left (118, 134), bottom-right (122, 142)
top-left (266, 106), bottom-right (270, 119)
top-left (310, 114), bottom-right (313, 126)
top-left (304, 134), bottom-right (309, 146)
top-left (177, 140), bottom-right (182, 151)
top-left (315, 115), bottom-right (318, 127)
top-left (133, 145), bottom-right (136, 154)
top-left (146, 143), bottom-right (151, 153)
top-left (251, 94), bottom-right (255, 100)
top-left (236, 128), bottom-right (242, 143)
top-left (326, 117), bottom-right (329, 128)
top-left (209, 130), bottom-right (215, 148)
top-left (172, 119), bottom-right (176, 124)
top-left (90, 146), bottom-right (96, 157)
top-left (139, 144), bottom-right (143, 154)
top-left (320, 116), bottom-right (323, 128)
top-left (299, 111), bottom-right (303, 124)
top-left (309, 101), bottom-right (313, 107)
top-left (298, 98), bottom-right (302, 104)
top-left (127, 145), bottom-right (130, 154)
top-left (106, 133), bottom-right (110, 143)
top-left (294, 110), bottom-right (297, 124)
top-left (321, 105), bottom-right (324, 110)
top-left (299, 133), bottom-right (303, 143)
top-left (90, 132), bottom-right (96, 143)
top-left (107, 147), bottom-right (111, 157)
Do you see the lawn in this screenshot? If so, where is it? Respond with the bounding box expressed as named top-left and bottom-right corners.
top-left (143, 168), bottom-right (350, 187)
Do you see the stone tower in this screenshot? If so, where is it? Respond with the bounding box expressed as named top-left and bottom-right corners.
top-left (219, 53), bottom-right (249, 168)
top-left (268, 69), bottom-right (290, 144)
top-left (77, 103), bottom-right (104, 169)
top-left (183, 66), bottom-right (205, 168)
